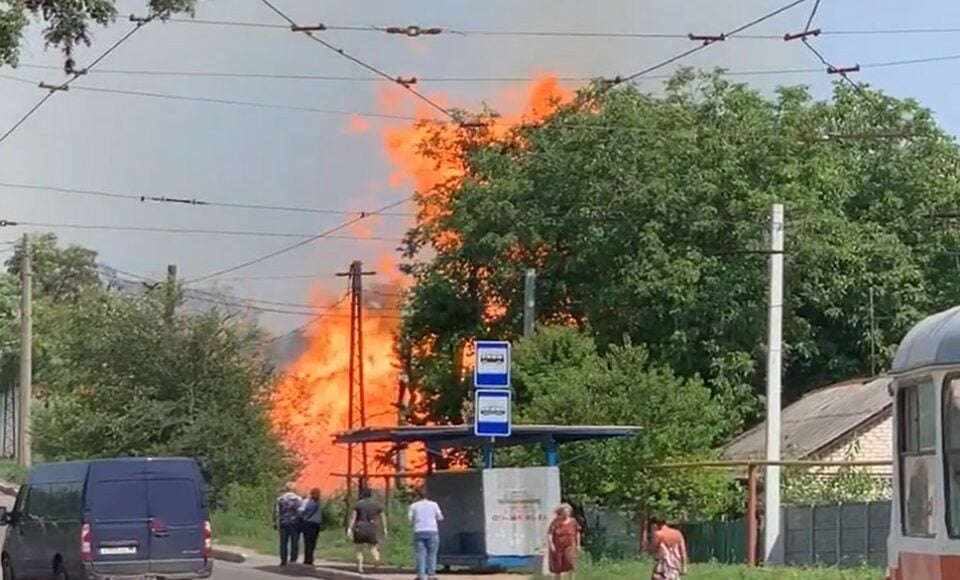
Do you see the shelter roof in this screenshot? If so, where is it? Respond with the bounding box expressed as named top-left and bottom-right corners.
top-left (334, 424), bottom-right (641, 449)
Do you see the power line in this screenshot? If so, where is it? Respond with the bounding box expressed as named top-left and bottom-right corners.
top-left (0, 17), bottom-right (152, 148)
top-left (257, 0), bottom-right (457, 121)
top-left (186, 195), bottom-right (413, 284)
top-left (162, 16), bottom-right (960, 40)
top-left (12, 52), bottom-right (960, 86)
top-left (262, 292), bottom-right (350, 344)
top-left (0, 218), bottom-right (404, 242)
top-left (0, 181), bottom-right (414, 217)
top-left (614, 0), bottom-right (810, 85)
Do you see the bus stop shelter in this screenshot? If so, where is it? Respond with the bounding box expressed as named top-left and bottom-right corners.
top-left (334, 424), bottom-right (641, 570)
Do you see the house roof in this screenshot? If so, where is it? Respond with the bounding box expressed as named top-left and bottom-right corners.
top-left (721, 376), bottom-right (893, 461)
top-left (891, 305), bottom-right (960, 374)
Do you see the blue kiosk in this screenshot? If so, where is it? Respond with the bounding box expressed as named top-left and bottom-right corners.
top-left (334, 424), bottom-right (641, 571)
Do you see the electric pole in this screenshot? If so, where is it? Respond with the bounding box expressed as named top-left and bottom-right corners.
top-left (337, 261), bottom-right (374, 503)
top-left (164, 264), bottom-right (177, 323)
top-left (523, 269), bottom-right (536, 338)
top-left (18, 234), bottom-right (32, 469)
top-left (763, 204), bottom-right (784, 564)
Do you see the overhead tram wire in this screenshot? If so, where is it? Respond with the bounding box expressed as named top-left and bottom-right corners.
top-left (0, 219), bottom-right (404, 242)
top-left (160, 16), bottom-right (960, 40)
top-left (0, 181), bottom-right (414, 217)
top-left (14, 53), bottom-right (960, 85)
top-left (263, 292), bottom-right (350, 344)
top-left (185, 195), bottom-right (412, 284)
top-left (0, 16), bottom-right (153, 148)
top-left (257, 0), bottom-right (457, 122)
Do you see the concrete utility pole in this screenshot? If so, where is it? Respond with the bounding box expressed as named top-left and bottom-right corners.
top-left (763, 204), bottom-right (785, 563)
top-left (18, 234), bottom-right (32, 469)
top-left (523, 268), bottom-right (536, 338)
top-left (164, 264), bottom-right (177, 323)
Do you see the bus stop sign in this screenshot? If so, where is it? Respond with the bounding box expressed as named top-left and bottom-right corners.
top-left (474, 340), bottom-right (511, 388)
top-left (474, 389), bottom-right (512, 437)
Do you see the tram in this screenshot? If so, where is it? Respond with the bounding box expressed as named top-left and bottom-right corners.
top-left (888, 305), bottom-right (960, 579)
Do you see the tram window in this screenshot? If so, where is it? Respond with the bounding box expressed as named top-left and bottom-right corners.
top-left (943, 376), bottom-right (960, 537)
top-left (899, 379), bottom-right (936, 537)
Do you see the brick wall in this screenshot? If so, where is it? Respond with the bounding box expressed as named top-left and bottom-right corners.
top-left (813, 410), bottom-right (893, 475)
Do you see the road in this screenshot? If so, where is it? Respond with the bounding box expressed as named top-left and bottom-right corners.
top-left (213, 561), bottom-right (292, 579)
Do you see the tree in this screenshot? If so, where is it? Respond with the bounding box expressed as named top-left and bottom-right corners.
top-left (503, 326), bottom-right (739, 519)
top-left (401, 71), bottom-right (960, 428)
top-left (5, 233), bottom-right (101, 302)
top-left (0, 0), bottom-right (195, 69)
top-left (31, 286), bottom-right (293, 497)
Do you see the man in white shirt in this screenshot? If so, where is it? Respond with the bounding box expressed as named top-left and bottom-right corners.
top-left (408, 488), bottom-right (444, 580)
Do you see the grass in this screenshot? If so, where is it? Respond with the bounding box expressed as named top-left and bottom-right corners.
top-left (211, 508), bottom-right (414, 566)
top-left (211, 513), bottom-right (883, 579)
top-left (0, 459), bottom-right (27, 485)
top-left (577, 559), bottom-right (882, 580)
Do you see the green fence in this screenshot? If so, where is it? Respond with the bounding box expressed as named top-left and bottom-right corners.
top-left (679, 519), bottom-right (748, 564)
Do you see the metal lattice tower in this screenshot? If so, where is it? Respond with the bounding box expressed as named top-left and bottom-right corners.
top-left (337, 261), bottom-right (374, 500)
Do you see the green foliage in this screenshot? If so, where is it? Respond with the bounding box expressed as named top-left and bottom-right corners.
top-left (30, 285), bottom-right (294, 499)
top-left (782, 467), bottom-right (889, 505)
top-left (401, 71), bottom-right (960, 431)
top-left (5, 233), bottom-right (101, 302)
top-left (0, 0), bottom-right (196, 68)
top-left (503, 326), bottom-right (740, 519)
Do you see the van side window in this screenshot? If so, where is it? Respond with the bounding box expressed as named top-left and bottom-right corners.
top-left (21, 485), bottom-right (46, 520)
top-left (46, 481), bottom-right (83, 521)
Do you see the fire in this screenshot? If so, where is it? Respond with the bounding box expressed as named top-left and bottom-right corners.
top-left (272, 75), bottom-right (576, 492)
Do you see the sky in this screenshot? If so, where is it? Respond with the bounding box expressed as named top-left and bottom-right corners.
top-left (1, 0), bottom-right (959, 334)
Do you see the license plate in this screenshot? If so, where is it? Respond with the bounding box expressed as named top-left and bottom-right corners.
top-left (99, 546), bottom-right (137, 555)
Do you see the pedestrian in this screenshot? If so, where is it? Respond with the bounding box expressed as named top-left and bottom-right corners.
top-left (346, 484), bottom-right (387, 574)
top-left (299, 488), bottom-right (324, 566)
top-left (547, 503), bottom-right (581, 580)
top-left (649, 516), bottom-right (687, 580)
top-left (408, 487), bottom-right (444, 580)
top-left (273, 482), bottom-right (304, 566)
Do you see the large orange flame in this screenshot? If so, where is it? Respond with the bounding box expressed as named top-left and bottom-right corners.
top-left (270, 75), bottom-right (576, 493)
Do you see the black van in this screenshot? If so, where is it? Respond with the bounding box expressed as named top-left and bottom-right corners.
top-left (0, 457), bottom-right (213, 580)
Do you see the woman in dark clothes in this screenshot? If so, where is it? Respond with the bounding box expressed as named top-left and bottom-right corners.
top-left (346, 486), bottom-right (387, 574)
top-left (299, 488), bottom-right (323, 566)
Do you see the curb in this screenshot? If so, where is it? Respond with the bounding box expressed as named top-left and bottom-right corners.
top-left (311, 567), bottom-right (368, 580)
top-left (211, 547), bottom-right (247, 564)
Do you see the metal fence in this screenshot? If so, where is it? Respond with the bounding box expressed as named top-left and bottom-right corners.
top-left (782, 501), bottom-right (889, 568)
top-left (585, 500), bottom-right (890, 569)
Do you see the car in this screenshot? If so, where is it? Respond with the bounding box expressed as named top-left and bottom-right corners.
top-left (0, 457), bottom-right (213, 580)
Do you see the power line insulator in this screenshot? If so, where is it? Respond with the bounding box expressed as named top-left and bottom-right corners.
top-left (783, 29), bottom-right (821, 41)
top-left (827, 64), bottom-right (861, 75)
top-left (395, 76), bottom-right (418, 87)
top-left (291, 24), bottom-right (327, 32)
top-left (384, 25), bottom-right (443, 37)
top-left (688, 33), bottom-right (726, 45)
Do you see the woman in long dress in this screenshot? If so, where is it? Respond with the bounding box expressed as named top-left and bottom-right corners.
top-left (547, 503), bottom-right (581, 579)
top-left (650, 517), bottom-right (687, 580)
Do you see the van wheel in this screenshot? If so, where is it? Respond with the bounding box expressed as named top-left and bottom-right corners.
top-left (2, 556), bottom-right (14, 580)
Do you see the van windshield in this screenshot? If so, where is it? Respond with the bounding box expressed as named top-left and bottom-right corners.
top-left (88, 480), bottom-right (148, 521)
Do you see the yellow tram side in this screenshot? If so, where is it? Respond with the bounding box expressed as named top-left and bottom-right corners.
top-left (887, 306), bottom-right (960, 579)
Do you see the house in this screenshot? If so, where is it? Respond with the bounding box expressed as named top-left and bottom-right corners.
top-left (721, 376), bottom-right (893, 475)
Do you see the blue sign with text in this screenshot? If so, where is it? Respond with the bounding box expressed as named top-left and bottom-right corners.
top-left (474, 340), bottom-right (511, 388)
top-left (474, 389), bottom-right (512, 437)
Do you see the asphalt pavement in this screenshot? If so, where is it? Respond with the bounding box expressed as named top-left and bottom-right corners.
top-left (213, 561), bottom-right (299, 579)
